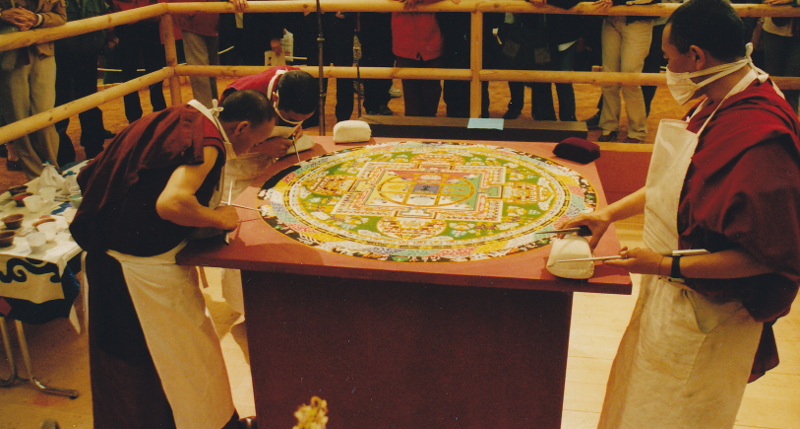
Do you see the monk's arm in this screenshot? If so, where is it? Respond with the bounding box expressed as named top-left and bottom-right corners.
top-left (156, 146), bottom-right (240, 230)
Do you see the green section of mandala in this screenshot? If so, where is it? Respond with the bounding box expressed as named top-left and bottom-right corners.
top-left (259, 141), bottom-right (597, 262)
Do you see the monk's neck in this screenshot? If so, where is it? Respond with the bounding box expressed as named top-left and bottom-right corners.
top-left (704, 66), bottom-right (752, 106)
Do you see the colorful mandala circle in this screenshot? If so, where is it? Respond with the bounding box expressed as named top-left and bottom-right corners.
top-left (258, 141), bottom-right (597, 262)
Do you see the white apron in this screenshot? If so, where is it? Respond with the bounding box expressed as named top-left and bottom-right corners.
top-left (106, 101), bottom-right (237, 429)
top-left (598, 71), bottom-right (765, 429)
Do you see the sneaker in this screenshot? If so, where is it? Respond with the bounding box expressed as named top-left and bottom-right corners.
top-left (389, 86), bottom-right (402, 98)
top-left (584, 112), bottom-right (601, 129)
top-left (622, 137), bottom-right (643, 143)
top-left (598, 131), bottom-right (618, 142)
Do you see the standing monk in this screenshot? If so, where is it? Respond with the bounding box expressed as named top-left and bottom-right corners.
top-left (70, 90), bottom-right (275, 429)
top-left (566, 0), bottom-right (800, 427)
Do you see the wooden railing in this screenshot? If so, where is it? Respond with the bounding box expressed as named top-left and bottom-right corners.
top-left (2, 0), bottom-right (800, 144)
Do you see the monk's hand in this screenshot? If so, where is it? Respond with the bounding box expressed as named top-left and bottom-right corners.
top-left (252, 136), bottom-right (292, 159)
top-left (562, 210), bottom-right (611, 251)
top-left (215, 205), bottom-right (241, 231)
top-left (604, 247), bottom-right (664, 275)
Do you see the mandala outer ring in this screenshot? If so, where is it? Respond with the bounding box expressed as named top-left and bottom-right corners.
top-left (259, 141), bottom-right (597, 262)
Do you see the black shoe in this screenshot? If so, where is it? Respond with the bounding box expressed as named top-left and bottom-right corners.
top-left (0, 144), bottom-right (7, 158)
top-left (366, 110), bottom-right (379, 116)
top-left (584, 112), bottom-right (601, 129)
top-left (102, 129), bottom-right (116, 139)
top-left (503, 109), bottom-right (521, 120)
top-left (598, 131), bottom-right (618, 142)
top-left (378, 105), bottom-right (393, 116)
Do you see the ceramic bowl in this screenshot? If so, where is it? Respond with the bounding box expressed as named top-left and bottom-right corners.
top-left (23, 195), bottom-right (45, 212)
top-left (0, 231), bottom-right (15, 247)
top-left (13, 192), bottom-right (32, 207)
top-left (38, 186), bottom-right (57, 202)
top-left (70, 194), bottom-right (82, 209)
top-left (2, 213), bottom-right (24, 229)
top-left (8, 185), bottom-right (28, 196)
top-left (26, 231), bottom-right (46, 253)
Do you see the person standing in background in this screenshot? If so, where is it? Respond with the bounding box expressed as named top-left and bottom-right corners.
top-left (359, 11), bottom-right (395, 117)
top-left (110, 0), bottom-right (167, 124)
top-left (54, 0), bottom-right (114, 164)
top-left (391, 0), bottom-right (444, 117)
top-left (167, 0), bottom-right (249, 108)
top-left (760, 0), bottom-right (800, 115)
top-left (0, 0), bottom-right (65, 178)
top-left (438, 11), bottom-right (502, 118)
top-left (594, 0), bottom-right (657, 143)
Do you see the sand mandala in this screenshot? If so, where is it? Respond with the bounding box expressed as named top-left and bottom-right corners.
top-left (257, 141), bottom-right (596, 262)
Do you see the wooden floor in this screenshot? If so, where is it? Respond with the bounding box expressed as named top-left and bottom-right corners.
top-left (1, 80), bottom-right (799, 428)
top-left (1, 213), bottom-right (798, 429)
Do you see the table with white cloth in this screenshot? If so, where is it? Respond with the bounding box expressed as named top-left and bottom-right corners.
top-left (0, 163), bottom-right (85, 398)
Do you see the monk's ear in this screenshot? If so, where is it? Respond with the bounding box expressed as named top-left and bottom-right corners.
top-left (233, 121), bottom-right (251, 137)
top-left (689, 45), bottom-right (707, 70)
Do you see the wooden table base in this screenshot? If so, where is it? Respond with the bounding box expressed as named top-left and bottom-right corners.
top-left (243, 271), bottom-right (573, 429)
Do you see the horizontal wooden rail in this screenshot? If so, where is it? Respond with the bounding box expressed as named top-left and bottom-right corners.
top-left (174, 65), bottom-right (474, 80)
top-left (174, 65), bottom-right (800, 90)
top-left (0, 68), bottom-right (173, 146)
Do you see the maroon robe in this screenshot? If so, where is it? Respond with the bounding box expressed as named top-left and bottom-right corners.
top-left (680, 79), bottom-right (800, 379)
top-left (69, 105), bottom-right (227, 429)
top-left (71, 105), bottom-right (226, 255)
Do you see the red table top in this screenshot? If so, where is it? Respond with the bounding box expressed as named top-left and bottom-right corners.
top-left (177, 137), bottom-right (632, 295)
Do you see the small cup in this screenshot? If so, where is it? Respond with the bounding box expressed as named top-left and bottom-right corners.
top-left (0, 231), bottom-right (15, 247)
top-left (1, 213), bottom-right (24, 229)
top-left (26, 232), bottom-right (46, 253)
top-left (23, 195), bottom-right (45, 212)
top-left (38, 186), bottom-right (57, 203)
top-left (35, 220), bottom-right (57, 242)
top-left (70, 194), bottom-right (82, 209)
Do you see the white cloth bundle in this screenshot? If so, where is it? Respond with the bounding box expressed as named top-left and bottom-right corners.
top-left (546, 235), bottom-right (595, 279)
top-left (333, 120), bottom-right (372, 143)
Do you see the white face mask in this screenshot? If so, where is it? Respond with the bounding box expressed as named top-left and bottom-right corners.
top-left (666, 43), bottom-right (754, 105)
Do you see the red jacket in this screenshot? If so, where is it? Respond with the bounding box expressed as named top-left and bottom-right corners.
top-left (391, 12), bottom-right (442, 61)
